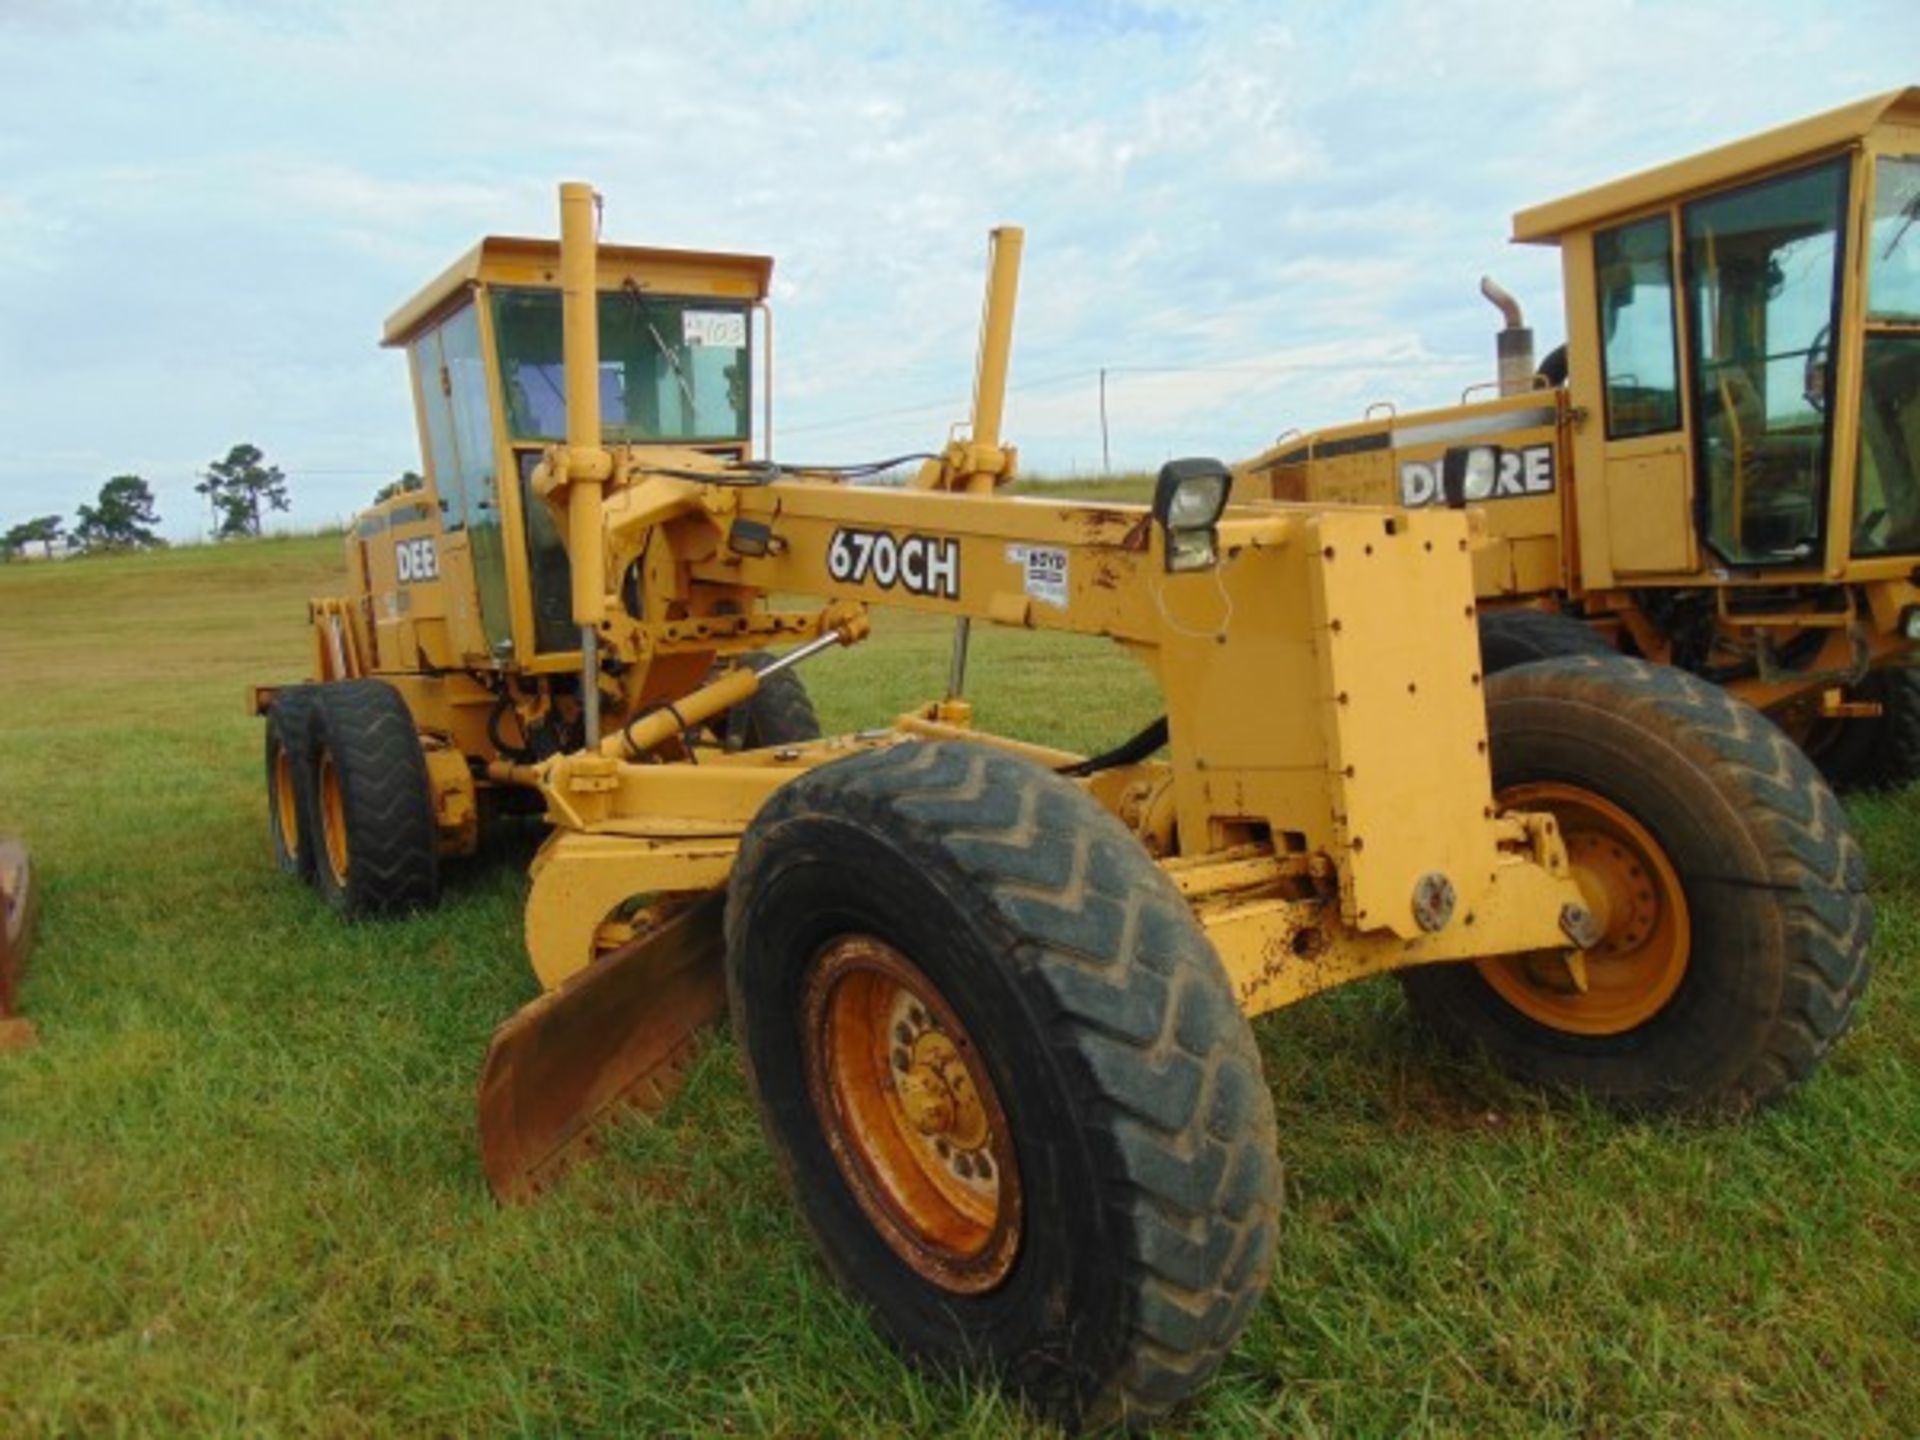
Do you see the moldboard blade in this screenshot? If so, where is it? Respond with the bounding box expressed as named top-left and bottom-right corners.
top-left (477, 891), bottom-right (728, 1202)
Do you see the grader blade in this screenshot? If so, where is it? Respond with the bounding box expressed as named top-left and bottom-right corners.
top-left (478, 892), bottom-right (727, 1202)
top-left (0, 836), bottom-right (39, 1051)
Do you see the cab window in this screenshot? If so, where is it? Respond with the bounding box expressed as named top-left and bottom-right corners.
top-left (1853, 155), bottom-right (1920, 556)
top-left (1684, 158), bottom-right (1848, 566)
top-left (491, 287), bottom-right (751, 444)
top-left (1594, 215), bottom-right (1682, 439)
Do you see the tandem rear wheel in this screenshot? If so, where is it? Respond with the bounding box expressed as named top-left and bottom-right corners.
top-left (265, 686), bottom-right (320, 879)
top-left (725, 740), bottom-right (1282, 1432)
top-left (301, 680), bottom-right (440, 919)
top-left (1403, 656), bottom-right (1871, 1114)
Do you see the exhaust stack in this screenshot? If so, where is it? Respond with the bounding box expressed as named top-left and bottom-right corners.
top-left (1480, 276), bottom-right (1535, 397)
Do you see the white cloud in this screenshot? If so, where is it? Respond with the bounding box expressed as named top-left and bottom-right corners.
top-left (0, 0), bottom-right (1914, 535)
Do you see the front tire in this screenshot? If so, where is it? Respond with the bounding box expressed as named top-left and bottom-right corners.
top-left (725, 741), bottom-right (1280, 1430)
top-left (1402, 656), bottom-right (1870, 1114)
top-left (306, 680), bottom-right (439, 918)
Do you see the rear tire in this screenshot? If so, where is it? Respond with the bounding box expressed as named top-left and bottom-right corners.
top-left (265, 686), bottom-right (319, 879)
top-left (1401, 656), bottom-right (1870, 1114)
top-left (711, 650), bottom-right (822, 750)
top-left (1796, 667), bottom-right (1920, 792)
top-left (725, 741), bottom-right (1280, 1430)
top-left (306, 680), bottom-right (439, 919)
top-left (1476, 608), bottom-right (1614, 674)
top-left (1872, 667), bottom-right (1920, 787)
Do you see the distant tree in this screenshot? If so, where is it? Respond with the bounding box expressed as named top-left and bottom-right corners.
top-left (195, 443), bottom-right (289, 538)
top-left (372, 469), bottom-right (425, 505)
top-left (73, 475), bottom-right (164, 551)
top-left (2, 516), bottom-right (65, 560)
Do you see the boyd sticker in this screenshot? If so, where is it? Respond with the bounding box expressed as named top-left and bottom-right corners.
top-left (827, 528), bottom-right (960, 599)
top-left (395, 536), bottom-right (440, 584)
top-left (1399, 444), bottom-right (1555, 508)
top-left (1006, 544), bottom-right (1069, 608)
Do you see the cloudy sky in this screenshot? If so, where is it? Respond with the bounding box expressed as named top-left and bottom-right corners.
top-left (1, 0), bottom-right (1913, 539)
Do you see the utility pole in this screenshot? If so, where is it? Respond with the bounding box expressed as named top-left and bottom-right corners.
top-left (1099, 367), bottom-right (1111, 473)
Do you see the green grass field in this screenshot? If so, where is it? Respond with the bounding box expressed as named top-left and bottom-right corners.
top-left (1, 530), bottom-right (1915, 1437)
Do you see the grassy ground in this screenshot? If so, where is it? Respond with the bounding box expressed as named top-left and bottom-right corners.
top-left (0, 531), bottom-right (1915, 1437)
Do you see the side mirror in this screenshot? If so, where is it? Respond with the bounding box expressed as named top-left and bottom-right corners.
top-left (1440, 445), bottom-right (1502, 509)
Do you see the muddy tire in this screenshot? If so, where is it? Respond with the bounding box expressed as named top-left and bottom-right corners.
top-left (306, 680), bottom-right (439, 919)
top-left (1476, 608), bottom-right (1614, 674)
top-left (266, 686), bottom-right (319, 879)
top-left (710, 651), bottom-right (822, 750)
top-left (1401, 655), bottom-right (1870, 1114)
top-left (725, 740), bottom-right (1280, 1431)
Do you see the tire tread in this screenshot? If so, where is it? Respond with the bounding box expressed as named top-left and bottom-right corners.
top-left (731, 740), bottom-right (1280, 1428)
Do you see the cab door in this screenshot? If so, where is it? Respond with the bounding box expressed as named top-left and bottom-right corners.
top-left (413, 301), bottom-right (516, 659)
top-left (1679, 157), bottom-right (1850, 570)
top-left (1586, 212), bottom-right (1697, 576)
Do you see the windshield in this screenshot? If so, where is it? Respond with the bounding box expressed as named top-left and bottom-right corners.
top-left (492, 286), bottom-right (751, 444)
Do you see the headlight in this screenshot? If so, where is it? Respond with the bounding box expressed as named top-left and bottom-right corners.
top-left (1164, 526), bottom-right (1219, 573)
top-left (1166, 472), bottom-right (1230, 528)
top-left (1154, 458), bottom-right (1233, 530)
top-left (1153, 458), bottom-right (1234, 573)
top-left (1441, 444), bottom-right (1503, 507)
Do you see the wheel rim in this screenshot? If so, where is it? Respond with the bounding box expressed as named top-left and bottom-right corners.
top-left (271, 745), bottom-right (301, 860)
top-left (1477, 782), bottom-right (1690, 1036)
top-left (801, 935), bottom-right (1021, 1293)
top-left (316, 752), bottom-right (350, 886)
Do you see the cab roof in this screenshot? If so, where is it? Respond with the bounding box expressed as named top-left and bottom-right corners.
top-left (383, 235), bottom-right (775, 347)
top-left (1512, 86), bottom-right (1920, 244)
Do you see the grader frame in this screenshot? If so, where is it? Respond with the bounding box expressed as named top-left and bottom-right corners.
top-left (258, 181), bottom-right (1871, 1429)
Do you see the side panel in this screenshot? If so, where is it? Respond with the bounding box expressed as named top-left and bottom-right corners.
top-left (1605, 445), bottom-right (1696, 574)
top-left (1304, 508), bottom-right (1499, 933)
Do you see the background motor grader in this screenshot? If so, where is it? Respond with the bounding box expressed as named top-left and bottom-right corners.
top-left (257, 184), bottom-right (1871, 1429)
top-left (1242, 87), bottom-right (1920, 789)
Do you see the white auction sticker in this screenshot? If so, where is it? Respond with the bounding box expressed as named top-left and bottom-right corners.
top-left (682, 310), bottom-right (747, 348)
top-left (1006, 544), bottom-right (1069, 608)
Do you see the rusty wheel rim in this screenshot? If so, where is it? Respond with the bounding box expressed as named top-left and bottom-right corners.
top-left (271, 745), bottom-right (302, 861)
top-left (801, 935), bottom-right (1021, 1293)
top-left (316, 752), bottom-right (350, 887)
top-left (1478, 782), bottom-right (1690, 1036)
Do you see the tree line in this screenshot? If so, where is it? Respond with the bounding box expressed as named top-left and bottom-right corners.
top-left (2, 443), bottom-right (291, 560)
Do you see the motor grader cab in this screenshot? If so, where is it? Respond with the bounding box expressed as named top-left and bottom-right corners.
top-left (254, 232), bottom-right (784, 906)
top-left (1242, 87), bottom-right (1920, 787)
top-left (255, 184), bottom-right (1870, 1431)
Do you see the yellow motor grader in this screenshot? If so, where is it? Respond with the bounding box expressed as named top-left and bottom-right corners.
top-left (256, 184), bottom-right (1871, 1429)
top-left (1242, 87), bottom-right (1920, 789)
